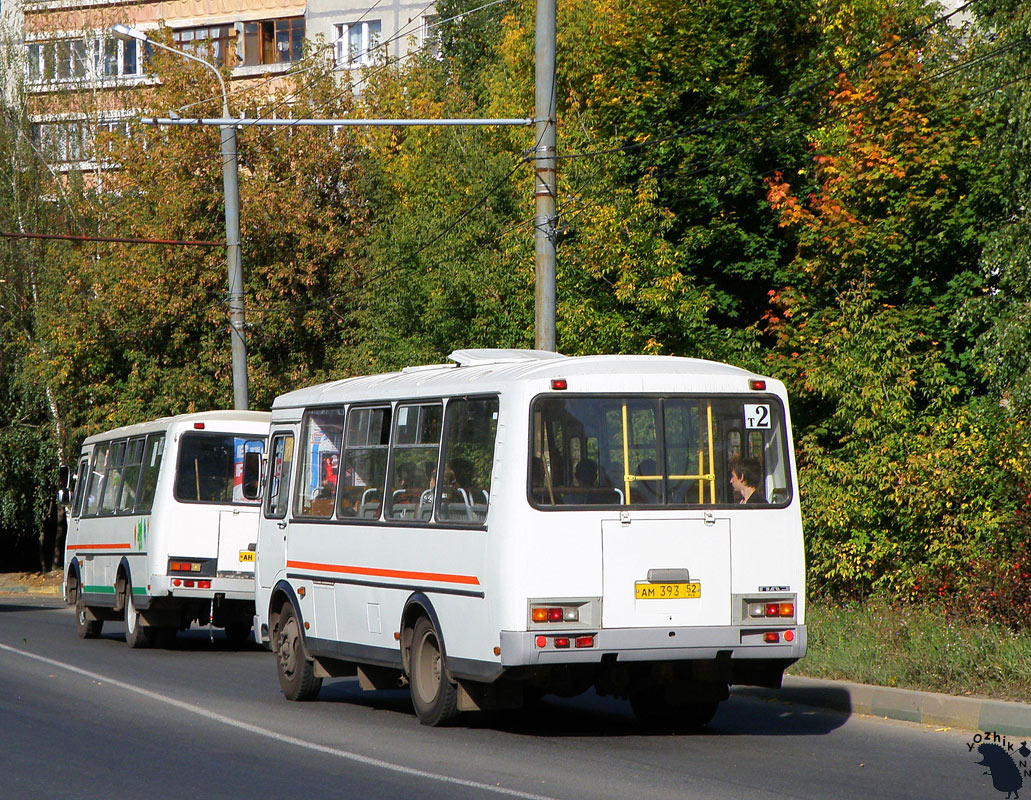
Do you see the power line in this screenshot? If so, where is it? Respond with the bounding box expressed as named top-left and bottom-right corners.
top-left (0, 231), bottom-right (221, 246)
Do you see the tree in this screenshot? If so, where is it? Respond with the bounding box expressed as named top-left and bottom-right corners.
top-left (967, 0), bottom-right (1031, 414)
top-left (32, 41), bottom-right (373, 429)
top-left (0, 41), bottom-right (78, 569)
top-left (764, 29), bottom-right (1017, 598)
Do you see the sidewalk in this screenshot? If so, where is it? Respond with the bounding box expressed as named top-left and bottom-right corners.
top-left (0, 572), bottom-right (62, 596)
top-left (737, 675), bottom-right (1031, 736)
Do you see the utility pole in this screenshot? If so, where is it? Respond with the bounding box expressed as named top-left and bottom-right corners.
top-left (534, 0), bottom-right (557, 352)
top-left (220, 113), bottom-right (247, 412)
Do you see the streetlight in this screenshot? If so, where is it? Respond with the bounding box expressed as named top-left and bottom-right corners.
top-left (113, 23), bottom-right (249, 410)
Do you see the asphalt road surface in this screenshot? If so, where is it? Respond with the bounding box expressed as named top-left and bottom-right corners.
top-left (0, 596), bottom-right (1002, 800)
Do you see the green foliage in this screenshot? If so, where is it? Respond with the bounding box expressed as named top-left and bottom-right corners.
top-left (764, 29), bottom-right (1024, 601)
top-left (968, 1), bottom-right (1031, 414)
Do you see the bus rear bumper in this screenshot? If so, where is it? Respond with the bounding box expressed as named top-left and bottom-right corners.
top-left (500, 623), bottom-right (807, 667)
top-left (147, 575), bottom-right (254, 602)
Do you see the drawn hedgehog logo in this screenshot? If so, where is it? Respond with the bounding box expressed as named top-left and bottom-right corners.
top-left (976, 742), bottom-right (1023, 798)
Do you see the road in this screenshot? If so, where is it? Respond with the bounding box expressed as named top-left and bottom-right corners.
top-left (0, 596), bottom-right (1000, 800)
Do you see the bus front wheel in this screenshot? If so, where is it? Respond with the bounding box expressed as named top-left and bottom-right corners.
top-left (74, 593), bottom-right (103, 640)
top-left (408, 616), bottom-right (459, 726)
top-left (275, 604), bottom-right (322, 701)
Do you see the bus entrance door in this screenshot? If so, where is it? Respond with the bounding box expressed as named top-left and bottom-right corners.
top-left (600, 518), bottom-right (731, 629)
top-left (217, 509), bottom-right (259, 576)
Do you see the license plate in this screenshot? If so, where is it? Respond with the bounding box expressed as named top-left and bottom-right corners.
top-left (239, 550), bottom-right (255, 563)
top-left (635, 581), bottom-right (700, 600)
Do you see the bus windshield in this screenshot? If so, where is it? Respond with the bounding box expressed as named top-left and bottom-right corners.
top-left (530, 394), bottom-right (792, 508)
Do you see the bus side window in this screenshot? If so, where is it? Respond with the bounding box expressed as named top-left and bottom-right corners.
top-left (135, 434), bottom-right (165, 513)
top-left (117, 437), bottom-right (146, 513)
top-left (386, 403), bottom-right (442, 522)
top-left (70, 458), bottom-right (89, 518)
top-left (438, 397), bottom-right (499, 524)
top-left (265, 434), bottom-right (294, 519)
top-left (99, 440), bottom-right (127, 514)
top-left (83, 442), bottom-right (109, 517)
top-left (295, 409), bottom-right (344, 518)
top-left (340, 406), bottom-right (391, 520)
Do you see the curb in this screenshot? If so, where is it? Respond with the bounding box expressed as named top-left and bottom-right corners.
top-left (0, 586), bottom-right (62, 596)
top-left (736, 675), bottom-right (1031, 736)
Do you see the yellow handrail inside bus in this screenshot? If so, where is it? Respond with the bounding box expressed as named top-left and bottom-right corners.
top-left (621, 402), bottom-right (631, 503)
top-left (620, 400), bottom-right (716, 504)
top-left (707, 402), bottom-right (716, 503)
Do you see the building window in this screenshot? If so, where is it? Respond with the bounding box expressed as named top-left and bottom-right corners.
top-left (26, 36), bottom-right (145, 86)
top-left (422, 15), bottom-right (441, 59)
top-left (334, 19), bottom-right (381, 67)
top-left (31, 117), bottom-right (134, 165)
top-left (243, 18), bottom-right (305, 66)
top-left (173, 25), bottom-right (235, 67)
top-left (32, 120), bottom-right (86, 164)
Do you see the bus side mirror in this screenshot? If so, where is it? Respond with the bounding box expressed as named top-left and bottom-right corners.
top-left (57, 465), bottom-right (72, 505)
top-left (242, 452), bottom-right (262, 500)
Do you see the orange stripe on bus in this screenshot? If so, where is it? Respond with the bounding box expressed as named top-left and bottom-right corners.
top-left (67, 543), bottom-right (132, 551)
top-left (287, 560), bottom-right (480, 586)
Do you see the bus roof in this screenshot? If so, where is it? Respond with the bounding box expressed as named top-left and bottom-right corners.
top-left (81, 410), bottom-right (271, 446)
top-left (272, 350), bottom-right (775, 411)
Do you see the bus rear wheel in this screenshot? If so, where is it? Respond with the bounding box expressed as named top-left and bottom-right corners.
top-left (124, 583), bottom-right (156, 649)
top-left (275, 604), bottom-right (322, 701)
top-left (408, 616), bottom-right (459, 726)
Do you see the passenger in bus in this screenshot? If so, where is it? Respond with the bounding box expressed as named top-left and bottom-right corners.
top-left (567, 458), bottom-right (618, 504)
top-left (729, 457), bottom-right (766, 504)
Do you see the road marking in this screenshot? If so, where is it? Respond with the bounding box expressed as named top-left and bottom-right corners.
top-left (0, 642), bottom-right (557, 800)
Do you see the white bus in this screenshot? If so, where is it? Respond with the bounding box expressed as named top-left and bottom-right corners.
top-left (251, 350), bottom-right (806, 726)
top-left (63, 410), bottom-right (270, 647)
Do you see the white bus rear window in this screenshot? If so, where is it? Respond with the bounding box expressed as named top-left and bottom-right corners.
top-left (530, 395), bottom-right (792, 508)
top-left (174, 432), bottom-right (265, 505)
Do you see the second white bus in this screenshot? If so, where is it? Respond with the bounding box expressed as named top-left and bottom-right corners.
top-left (64, 410), bottom-right (270, 647)
top-left (251, 350), bottom-right (806, 726)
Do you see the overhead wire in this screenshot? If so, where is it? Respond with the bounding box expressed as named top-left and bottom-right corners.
top-left (92, 0), bottom-right (1013, 332)
top-left (244, 2), bottom-right (997, 323)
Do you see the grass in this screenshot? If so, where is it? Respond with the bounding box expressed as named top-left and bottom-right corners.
top-left (788, 599), bottom-right (1031, 703)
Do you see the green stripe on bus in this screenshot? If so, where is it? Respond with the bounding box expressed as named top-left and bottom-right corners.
top-left (83, 585), bottom-right (147, 594)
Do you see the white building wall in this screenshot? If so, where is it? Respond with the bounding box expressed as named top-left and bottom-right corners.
top-left (306, 0), bottom-right (435, 75)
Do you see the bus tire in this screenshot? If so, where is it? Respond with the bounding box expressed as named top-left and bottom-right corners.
top-left (408, 616), bottom-right (459, 726)
top-left (124, 582), bottom-right (155, 649)
top-left (275, 604), bottom-right (322, 701)
top-left (74, 594), bottom-right (103, 639)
